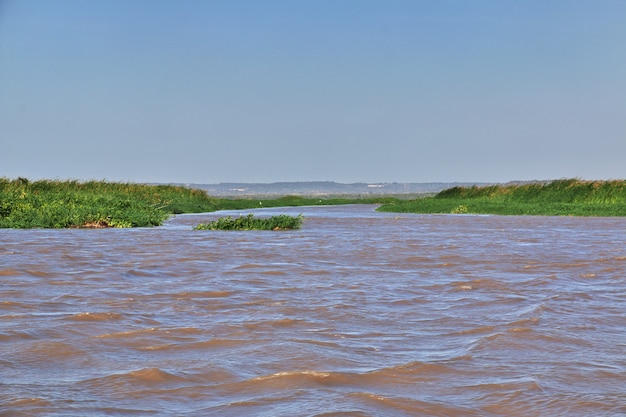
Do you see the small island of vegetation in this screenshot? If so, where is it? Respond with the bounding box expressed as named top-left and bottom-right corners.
top-left (377, 179), bottom-right (626, 216)
top-left (194, 213), bottom-right (303, 231)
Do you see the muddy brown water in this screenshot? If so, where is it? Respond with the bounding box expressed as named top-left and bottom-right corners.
top-left (1, 205), bottom-right (625, 416)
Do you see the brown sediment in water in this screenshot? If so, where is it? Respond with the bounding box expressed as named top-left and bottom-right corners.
top-left (3, 205), bottom-right (625, 416)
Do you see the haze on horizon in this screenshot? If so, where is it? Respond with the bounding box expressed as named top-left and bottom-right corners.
top-left (1, 1), bottom-right (624, 184)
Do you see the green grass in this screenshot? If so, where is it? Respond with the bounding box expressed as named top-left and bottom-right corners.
top-left (6, 177), bottom-right (624, 228)
top-left (0, 178), bottom-right (216, 228)
top-left (377, 179), bottom-right (626, 216)
top-left (0, 178), bottom-right (399, 228)
top-left (9, 177), bottom-right (626, 228)
top-left (194, 213), bottom-right (304, 231)
top-left (209, 195), bottom-right (399, 211)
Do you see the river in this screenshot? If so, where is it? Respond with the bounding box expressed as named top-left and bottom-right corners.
top-left (1, 205), bottom-right (625, 416)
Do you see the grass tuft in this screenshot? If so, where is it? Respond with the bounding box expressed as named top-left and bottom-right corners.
top-left (194, 214), bottom-right (303, 231)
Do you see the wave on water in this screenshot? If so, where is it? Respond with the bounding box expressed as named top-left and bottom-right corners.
top-left (66, 312), bottom-right (124, 322)
top-left (80, 366), bottom-right (237, 392)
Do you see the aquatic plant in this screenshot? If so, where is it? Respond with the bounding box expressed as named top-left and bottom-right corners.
top-left (378, 179), bottom-right (626, 216)
top-left (194, 214), bottom-right (303, 231)
top-left (0, 178), bottom-right (215, 228)
top-left (0, 177), bottom-right (404, 229)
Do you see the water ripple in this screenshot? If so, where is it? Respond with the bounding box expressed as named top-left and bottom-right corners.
top-left (1, 206), bottom-right (625, 416)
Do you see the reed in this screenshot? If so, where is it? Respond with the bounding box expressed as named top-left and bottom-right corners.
top-left (377, 179), bottom-right (626, 216)
top-left (1, 178), bottom-right (395, 228)
top-left (0, 178), bottom-right (215, 228)
top-left (194, 214), bottom-right (303, 231)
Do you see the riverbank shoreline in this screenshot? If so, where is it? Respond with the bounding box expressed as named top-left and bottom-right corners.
top-left (2, 178), bottom-right (625, 228)
top-left (378, 178), bottom-right (626, 216)
top-left (0, 178), bottom-right (395, 229)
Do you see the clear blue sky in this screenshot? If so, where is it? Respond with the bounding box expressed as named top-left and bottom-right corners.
top-left (1, 0), bottom-right (624, 184)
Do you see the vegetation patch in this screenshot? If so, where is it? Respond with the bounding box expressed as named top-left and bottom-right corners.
top-left (12, 177), bottom-right (623, 228)
top-left (1, 178), bottom-right (400, 229)
top-left (377, 179), bottom-right (626, 216)
top-left (209, 195), bottom-right (399, 211)
top-left (194, 214), bottom-right (303, 231)
top-left (0, 178), bottom-right (216, 228)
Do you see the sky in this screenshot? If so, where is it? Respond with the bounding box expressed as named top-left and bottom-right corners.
top-left (1, 0), bottom-right (625, 184)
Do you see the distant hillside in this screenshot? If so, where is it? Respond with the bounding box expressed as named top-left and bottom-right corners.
top-left (181, 181), bottom-right (493, 197)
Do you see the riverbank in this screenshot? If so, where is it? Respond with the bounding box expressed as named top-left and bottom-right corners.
top-left (0, 178), bottom-right (395, 228)
top-left (3, 178), bottom-right (625, 228)
top-left (377, 179), bottom-right (626, 216)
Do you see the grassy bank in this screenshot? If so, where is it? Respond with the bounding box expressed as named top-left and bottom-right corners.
top-left (378, 179), bottom-right (626, 216)
top-left (194, 214), bottom-right (303, 231)
top-left (12, 177), bottom-right (622, 228)
top-left (0, 178), bottom-right (398, 228)
top-left (0, 178), bottom-right (218, 228)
